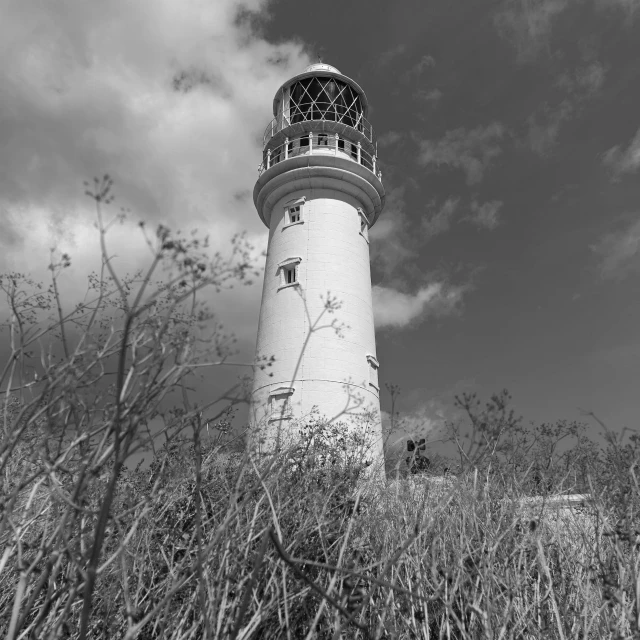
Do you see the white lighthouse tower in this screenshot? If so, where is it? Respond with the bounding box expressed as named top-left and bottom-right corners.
top-left (250, 63), bottom-right (385, 467)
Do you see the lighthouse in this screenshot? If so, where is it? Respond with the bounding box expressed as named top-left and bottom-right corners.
top-left (249, 63), bottom-right (386, 469)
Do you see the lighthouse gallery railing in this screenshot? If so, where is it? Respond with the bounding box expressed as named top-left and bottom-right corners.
top-left (258, 132), bottom-right (382, 182)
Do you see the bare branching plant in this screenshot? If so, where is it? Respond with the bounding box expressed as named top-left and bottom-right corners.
top-left (0, 177), bottom-right (258, 639)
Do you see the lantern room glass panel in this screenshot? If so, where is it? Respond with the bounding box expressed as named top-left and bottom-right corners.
top-left (289, 76), bottom-right (363, 131)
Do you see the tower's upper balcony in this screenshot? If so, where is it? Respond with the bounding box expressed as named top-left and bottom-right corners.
top-left (258, 64), bottom-right (381, 182)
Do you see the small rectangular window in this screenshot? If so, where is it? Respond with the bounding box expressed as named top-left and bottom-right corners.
top-left (278, 257), bottom-right (301, 289)
top-left (269, 387), bottom-right (294, 421)
top-left (358, 209), bottom-right (369, 242)
top-left (318, 133), bottom-right (328, 146)
top-left (369, 363), bottom-right (378, 389)
top-left (367, 355), bottom-right (379, 391)
top-left (285, 198), bottom-right (305, 226)
top-left (271, 394), bottom-right (291, 419)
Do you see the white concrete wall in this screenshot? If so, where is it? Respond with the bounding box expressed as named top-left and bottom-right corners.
top-left (250, 188), bottom-right (382, 462)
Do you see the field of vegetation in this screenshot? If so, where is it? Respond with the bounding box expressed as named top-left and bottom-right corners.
top-left (1, 179), bottom-right (639, 639)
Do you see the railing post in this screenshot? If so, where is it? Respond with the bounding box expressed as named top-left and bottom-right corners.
top-left (285, 137), bottom-right (289, 160)
top-left (373, 155), bottom-right (376, 174)
top-left (309, 132), bottom-right (313, 155)
top-left (335, 133), bottom-right (339, 155)
top-left (267, 149), bottom-right (271, 169)
top-left (357, 141), bottom-right (362, 165)
top-left (271, 119), bottom-right (274, 139)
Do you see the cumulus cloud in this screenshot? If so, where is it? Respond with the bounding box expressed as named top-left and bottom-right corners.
top-left (590, 216), bottom-right (640, 280)
top-left (0, 0), bottom-right (309, 345)
top-left (468, 200), bottom-right (503, 230)
top-left (369, 186), bottom-right (419, 279)
top-left (422, 198), bottom-right (460, 238)
top-left (603, 128), bottom-right (640, 177)
top-left (372, 282), bottom-right (466, 329)
top-left (418, 123), bottom-right (506, 185)
top-left (494, 0), bottom-right (569, 62)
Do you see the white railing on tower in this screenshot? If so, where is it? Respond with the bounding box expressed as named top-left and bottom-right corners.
top-left (258, 132), bottom-right (382, 182)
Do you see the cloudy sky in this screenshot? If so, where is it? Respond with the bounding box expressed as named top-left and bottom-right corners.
top-left (2, 0), bottom-right (639, 453)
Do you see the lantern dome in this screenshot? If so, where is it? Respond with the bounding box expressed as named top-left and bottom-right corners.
top-left (304, 62), bottom-right (341, 74)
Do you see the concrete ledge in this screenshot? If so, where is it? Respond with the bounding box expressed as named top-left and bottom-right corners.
top-left (254, 156), bottom-right (385, 228)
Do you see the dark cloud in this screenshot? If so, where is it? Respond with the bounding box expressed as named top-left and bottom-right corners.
top-left (494, 0), bottom-right (569, 62)
top-left (378, 44), bottom-right (407, 67)
top-left (422, 198), bottom-right (460, 238)
top-left (467, 200), bottom-right (503, 230)
top-left (603, 127), bottom-right (640, 178)
top-left (590, 216), bottom-right (640, 280)
top-left (414, 88), bottom-right (443, 104)
top-left (556, 61), bottom-right (607, 97)
top-left (377, 131), bottom-right (404, 148)
top-left (418, 123), bottom-right (506, 185)
top-left (401, 55), bottom-right (436, 82)
top-left (526, 100), bottom-right (573, 156)
top-left (595, 0), bottom-right (640, 22)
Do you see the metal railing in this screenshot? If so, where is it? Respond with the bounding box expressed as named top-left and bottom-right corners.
top-left (263, 102), bottom-right (374, 146)
top-left (258, 132), bottom-right (382, 182)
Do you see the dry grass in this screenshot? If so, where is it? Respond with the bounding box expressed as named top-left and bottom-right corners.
top-left (2, 422), bottom-right (640, 639)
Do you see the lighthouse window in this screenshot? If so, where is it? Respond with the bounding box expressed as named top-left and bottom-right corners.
top-left (272, 394), bottom-right (291, 418)
top-left (269, 388), bottom-right (294, 421)
top-left (289, 76), bottom-right (363, 128)
top-left (318, 133), bottom-right (328, 146)
top-left (366, 355), bottom-right (379, 391)
top-left (284, 197), bottom-right (306, 227)
top-left (358, 208), bottom-right (369, 242)
top-left (278, 256), bottom-right (302, 289)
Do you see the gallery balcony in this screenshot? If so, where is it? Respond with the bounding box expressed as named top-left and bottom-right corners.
top-left (258, 131), bottom-right (382, 183)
